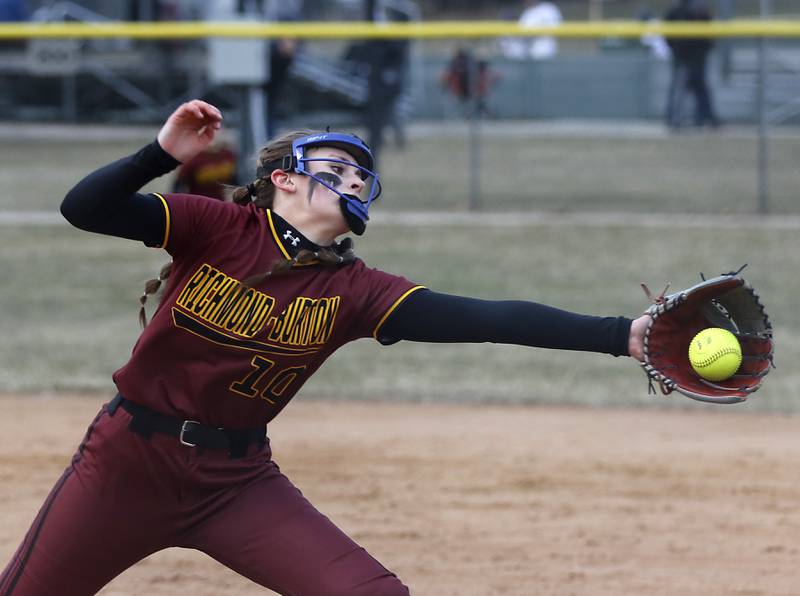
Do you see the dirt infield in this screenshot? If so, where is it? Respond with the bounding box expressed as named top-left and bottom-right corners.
top-left (1, 394), bottom-right (798, 596)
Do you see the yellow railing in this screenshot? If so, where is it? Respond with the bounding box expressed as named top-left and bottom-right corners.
top-left (0, 20), bottom-right (799, 40)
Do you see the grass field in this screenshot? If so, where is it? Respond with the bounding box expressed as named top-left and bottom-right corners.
top-left (1, 126), bottom-right (796, 411)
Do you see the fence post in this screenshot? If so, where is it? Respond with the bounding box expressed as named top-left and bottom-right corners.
top-left (756, 0), bottom-right (771, 214)
top-left (467, 47), bottom-right (482, 211)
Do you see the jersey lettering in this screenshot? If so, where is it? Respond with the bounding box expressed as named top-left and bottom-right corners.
top-left (175, 264), bottom-right (343, 351)
top-left (175, 263), bottom-right (275, 338)
top-left (266, 296), bottom-right (340, 347)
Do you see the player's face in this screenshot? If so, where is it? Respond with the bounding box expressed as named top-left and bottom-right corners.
top-left (302, 146), bottom-right (366, 233)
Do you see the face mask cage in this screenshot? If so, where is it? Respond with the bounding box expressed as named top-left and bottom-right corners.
top-left (297, 156), bottom-right (382, 208)
top-left (292, 133), bottom-right (381, 207)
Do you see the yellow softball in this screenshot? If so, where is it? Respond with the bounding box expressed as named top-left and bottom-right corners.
top-left (688, 328), bottom-right (743, 382)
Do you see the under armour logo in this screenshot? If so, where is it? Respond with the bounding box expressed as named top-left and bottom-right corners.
top-left (283, 230), bottom-right (301, 246)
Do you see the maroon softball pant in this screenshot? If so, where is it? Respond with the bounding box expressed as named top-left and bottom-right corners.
top-left (0, 400), bottom-right (409, 596)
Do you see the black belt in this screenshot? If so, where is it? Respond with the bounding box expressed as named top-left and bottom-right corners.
top-left (108, 393), bottom-right (266, 458)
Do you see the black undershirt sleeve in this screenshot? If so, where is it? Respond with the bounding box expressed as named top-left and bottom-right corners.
top-left (379, 289), bottom-right (632, 357)
top-left (60, 140), bottom-right (180, 246)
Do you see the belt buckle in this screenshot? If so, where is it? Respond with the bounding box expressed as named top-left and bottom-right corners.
top-left (179, 420), bottom-right (201, 447)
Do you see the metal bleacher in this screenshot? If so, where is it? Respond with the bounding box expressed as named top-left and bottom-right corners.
top-left (0, 0), bottom-right (420, 125)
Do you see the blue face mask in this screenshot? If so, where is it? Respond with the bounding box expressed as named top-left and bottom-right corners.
top-left (258, 133), bottom-right (381, 236)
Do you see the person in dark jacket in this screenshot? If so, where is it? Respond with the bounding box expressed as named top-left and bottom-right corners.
top-left (664, 0), bottom-right (721, 130)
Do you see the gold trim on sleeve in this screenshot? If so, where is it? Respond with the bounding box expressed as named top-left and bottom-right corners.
top-left (372, 285), bottom-right (427, 340)
top-left (152, 192), bottom-right (171, 249)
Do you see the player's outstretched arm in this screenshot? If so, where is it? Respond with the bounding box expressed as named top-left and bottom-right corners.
top-left (381, 289), bottom-right (646, 360)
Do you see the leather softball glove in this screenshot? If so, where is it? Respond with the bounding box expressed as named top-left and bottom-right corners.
top-left (640, 271), bottom-right (773, 404)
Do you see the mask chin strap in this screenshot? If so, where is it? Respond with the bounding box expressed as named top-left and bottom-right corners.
top-left (339, 194), bottom-right (367, 236)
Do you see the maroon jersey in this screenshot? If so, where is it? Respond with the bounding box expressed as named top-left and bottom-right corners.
top-left (113, 193), bottom-right (423, 428)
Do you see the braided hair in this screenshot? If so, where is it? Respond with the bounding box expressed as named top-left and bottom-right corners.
top-left (138, 130), bottom-right (357, 327)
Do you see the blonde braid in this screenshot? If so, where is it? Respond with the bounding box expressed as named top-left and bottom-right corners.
top-left (139, 260), bottom-right (172, 328)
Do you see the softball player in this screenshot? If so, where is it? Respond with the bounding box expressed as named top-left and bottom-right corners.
top-left (1, 100), bottom-right (648, 596)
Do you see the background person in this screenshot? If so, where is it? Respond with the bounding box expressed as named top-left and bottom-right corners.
top-left (361, 2), bottom-right (410, 167)
top-left (265, 37), bottom-right (299, 140)
top-left (364, 37), bottom-right (408, 165)
top-left (171, 139), bottom-right (238, 199)
top-left (638, 8), bottom-right (671, 61)
top-left (441, 48), bottom-right (500, 118)
top-left (263, 2), bottom-right (302, 140)
top-left (518, 0), bottom-right (563, 60)
top-left (664, 0), bottom-right (721, 130)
